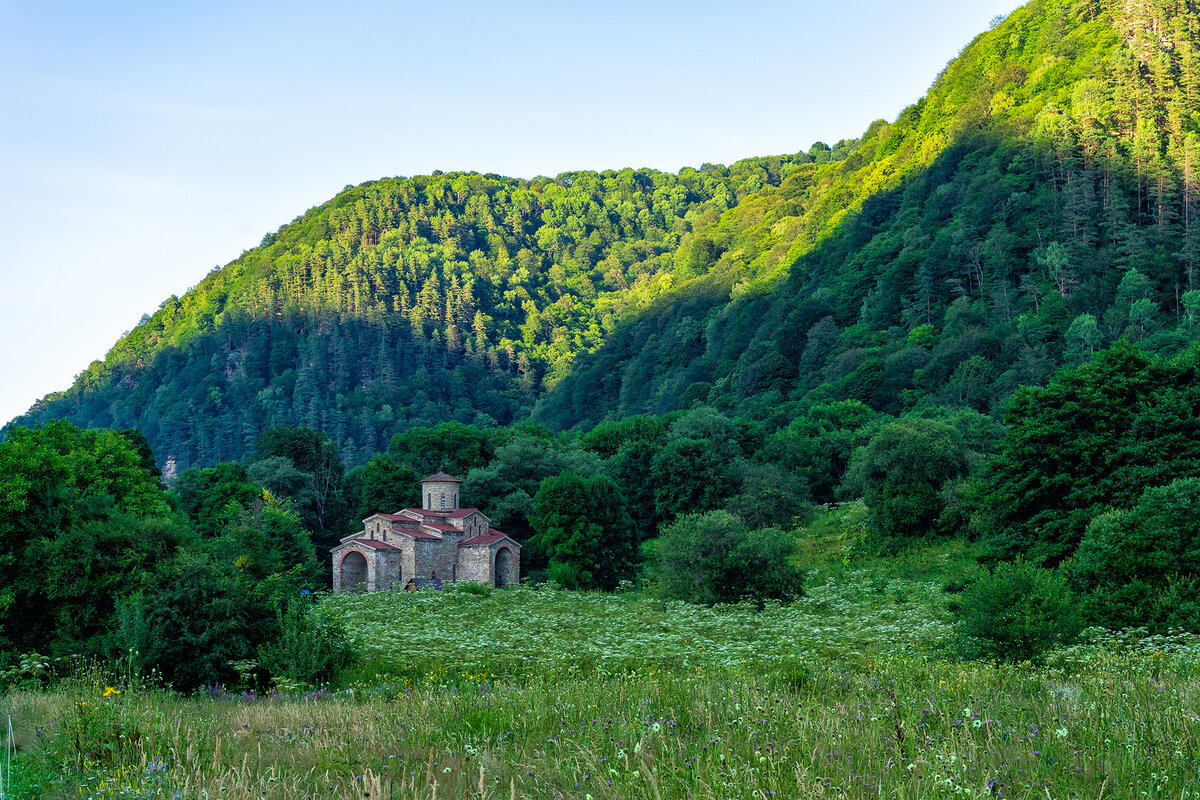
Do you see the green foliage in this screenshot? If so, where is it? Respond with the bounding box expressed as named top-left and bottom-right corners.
top-left (646, 510), bottom-right (805, 606)
top-left (650, 438), bottom-right (730, 522)
top-left (531, 473), bottom-right (636, 590)
top-left (172, 462), bottom-right (260, 538)
top-left (759, 400), bottom-right (878, 502)
top-left (841, 418), bottom-right (969, 549)
top-left (257, 598), bottom-right (354, 687)
top-left (114, 551), bottom-right (283, 691)
top-left (979, 341), bottom-right (1200, 565)
top-left (0, 651), bottom-right (53, 691)
top-left (954, 560), bottom-right (1082, 663)
top-left (0, 424), bottom-right (335, 692)
top-left (253, 427), bottom-right (345, 536)
top-left (343, 455), bottom-right (420, 523)
top-left (579, 414), bottom-right (669, 458)
top-left (0, 421), bottom-right (181, 655)
top-left (210, 496), bottom-right (321, 583)
top-left (603, 438), bottom-right (663, 540)
top-left (462, 429), bottom-right (598, 545)
top-left (387, 421), bottom-right (494, 477)
top-left (1070, 478), bottom-right (1200, 631)
top-left (725, 462), bottom-right (812, 530)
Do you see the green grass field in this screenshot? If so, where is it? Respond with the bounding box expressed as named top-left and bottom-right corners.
top-left (3, 508), bottom-right (1200, 799)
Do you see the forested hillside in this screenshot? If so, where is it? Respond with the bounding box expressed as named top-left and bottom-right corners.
top-left (539, 0), bottom-right (1200, 427)
top-left (10, 0), bottom-right (1200, 476)
top-left (9, 153), bottom-right (849, 470)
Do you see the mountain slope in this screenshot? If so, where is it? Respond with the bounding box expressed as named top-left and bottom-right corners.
top-left (11, 156), bottom-right (844, 469)
top-left (13, 0), bottom-right (1200, 470)
top-left (537, 0), bottom-right (1200, 427)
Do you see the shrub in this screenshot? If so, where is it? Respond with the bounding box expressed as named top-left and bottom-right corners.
top-left (1070, 478), bottom-right (1200, 631)
top-left (453, 580), bottom-right (493, 596)
top-left (645, 511), bottom-right (805, 607)
top-left (953, 560), bottom-right (1082, 662)
top-left (840, 418), bottom-right (969, 551)
top-left (257, 598), bottom-right (354, 688)
top-left (531, 473), bottom-right (637, 591)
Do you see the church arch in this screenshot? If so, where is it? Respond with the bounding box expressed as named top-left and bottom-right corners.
top-left (494, 546), bottom-right (515, 588)
top-left (339, 550), bottom-right (369, 591)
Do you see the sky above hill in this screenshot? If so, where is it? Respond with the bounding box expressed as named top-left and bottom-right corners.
top-left (0, 0), bottom-right (1024, 428)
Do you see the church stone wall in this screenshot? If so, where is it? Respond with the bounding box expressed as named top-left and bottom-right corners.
top-left (422, 480), bottom-right (461, 511)
top-left (413, 540), bottom-right (459, 582)
top-left (457, 547), bottom-right (491, 583)
top-left (429, 535), bottom-right (462, 580)
top-left (376, 552), bottom-right (403, 590)
top-left (401, 544), bottom-right (416, 587)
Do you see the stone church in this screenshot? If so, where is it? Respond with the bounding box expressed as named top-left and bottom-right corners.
top-left (331, 472), bottom-right (521, 592)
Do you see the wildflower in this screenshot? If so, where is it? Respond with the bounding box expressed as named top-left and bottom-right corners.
top-left (102, 686), bottom-right (121, 697)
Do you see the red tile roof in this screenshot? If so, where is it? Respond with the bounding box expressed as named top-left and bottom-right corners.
top-left (460, 531), bottom-right (514, 546)
top-left (421, 471), bottom-right (462, 483)
top-left (404, 530), bottom-right (441, 540)
top-left (424, 522), bottom-right (460, 534)
top-left (398, 507), bottom-right (482, 519)
top-left (349, 539), bottom-right (402, 551)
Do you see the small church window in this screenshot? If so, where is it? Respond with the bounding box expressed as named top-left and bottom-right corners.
top-left (440, 493), bottom-right (446, 510)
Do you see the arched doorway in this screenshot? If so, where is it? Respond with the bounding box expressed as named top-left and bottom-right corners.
top-left (494, 547), bottom-right (515, 588)
top-left (340, 550), bottom-right (368, 591)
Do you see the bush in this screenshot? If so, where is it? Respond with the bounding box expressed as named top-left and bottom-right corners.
top-left (840, 418), bottom-right (969, 551)
top-left (453, 580), bottom-right (493, 596)
top-left (257, 598), bottom-right (354, 687)
top-left (953, 560), bottom-right (1082, 662)
top-left (113, 552), bottom-right (268, 691)
top-left (645, 511), bottom-right (805, 607)
top-left (1070, 478), bottom-right (1200, 631)
top-left (531, 473), bottom-right (637, 591)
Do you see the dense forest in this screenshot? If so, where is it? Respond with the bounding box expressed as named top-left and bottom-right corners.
top-left (10, 152), bottom-right (850, 471)
top-left (7, 0), bottom-right (1200, 682)
top-left (13, 0), bottom-right (1200, 476)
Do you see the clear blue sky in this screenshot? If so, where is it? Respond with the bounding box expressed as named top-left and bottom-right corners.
top-left (0, 0), bottom-right (1024, 427)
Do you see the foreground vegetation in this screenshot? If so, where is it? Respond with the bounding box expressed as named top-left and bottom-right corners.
top-left (4, 530), bottom-right (1200, 800)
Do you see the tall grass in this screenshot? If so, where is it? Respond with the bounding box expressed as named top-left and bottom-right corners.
top-left (5, 647), bottom-right (1200, 799)
top-left (1, 714), bottom-right (12, 799)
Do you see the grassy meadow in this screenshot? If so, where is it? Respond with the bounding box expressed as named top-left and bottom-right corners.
top-left (3, 506), bottom-right (1200, 799)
